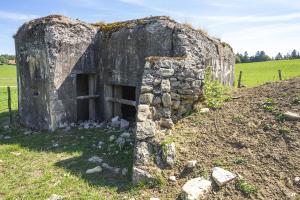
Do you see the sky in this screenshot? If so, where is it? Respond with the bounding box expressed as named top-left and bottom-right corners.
top-left (1, 0), bottom-right (300, 57)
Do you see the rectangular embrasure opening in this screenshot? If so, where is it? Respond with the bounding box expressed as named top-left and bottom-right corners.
top-left (121, 86), bottom-right (136, 121)
top-left (76, 74), bottom-right (97, 121)
top-left (76, 74), bottom-right (89, 96)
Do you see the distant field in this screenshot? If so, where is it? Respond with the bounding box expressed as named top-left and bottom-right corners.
top-left (0, 64), bottom-right (16, 86)
top-left (235, 59), bottom-right (300, 87)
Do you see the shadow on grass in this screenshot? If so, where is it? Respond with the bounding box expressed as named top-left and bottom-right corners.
top-left (0, 121), bottom-right (135, 193)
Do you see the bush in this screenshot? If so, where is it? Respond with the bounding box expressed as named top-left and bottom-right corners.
top-left (204, 67), bottom-right (231, 109)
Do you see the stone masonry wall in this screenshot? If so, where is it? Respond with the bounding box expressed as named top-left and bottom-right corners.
top-left (132, 23), bottom-right (234, 183)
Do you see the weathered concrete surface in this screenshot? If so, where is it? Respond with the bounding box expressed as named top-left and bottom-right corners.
top-left (15, 15), bottom-right (98, 130)
top-left (15, 15), bottom-right (235, 182)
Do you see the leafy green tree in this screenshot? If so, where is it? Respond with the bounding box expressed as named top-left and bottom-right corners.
top-left (275, 53), bottom-right (283, 60)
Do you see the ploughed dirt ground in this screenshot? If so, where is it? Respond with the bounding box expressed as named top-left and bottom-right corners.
top-left (141, 77), bottom-right (300, 199)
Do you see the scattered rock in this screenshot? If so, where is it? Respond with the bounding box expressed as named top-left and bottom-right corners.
top-left (294, 176), bottom-right (300, 185)
top-left (3, 136), bottom-right (11, 140)
top-left (150, 198), bottom-right (160, 200)
top-left (212, 167), bottom-right (237, 186)
top-left (3, 125), bottom-right (10, 130)
top-left (120, 119), bottom-right (130, 129)
top-left (109, 135), bottom-right (116, 142)
top-left (122, 168), bottom-right (128, 176)
top-left (181, 177), bottom-right (212, 200)
top-left (10, 152), bottom-right (21, 156)
top-left (88, 156), bottom-right (103, 163)
top-left (53, 143), bottom-right (59, 147)
top-left (102, 163), bottom-right (110, 168)
top-left (199, 108), bottom-right (210, 113)
top-left (283, 111), bottom-right (300, 121)
top-left (111, 116), bottom-right (120, 127)
top-left (24, 131), bottom-right (32, 135)
top-left (120, 132), bottom-right (131, 138)
top-left (162, 142), bottom-right (176, 167)
top-left (186, 160), bottom-right (197, 168)
top-left (132, 167), bottom-right (152, 184)
top-left (47, 194), bottom-right (64, 200)
top-left (169, 175), bottom-right (177, 182)
top-left (86, 166), bottom-right (102, 174)
top-left (115, 137), bottom-right (126, 149)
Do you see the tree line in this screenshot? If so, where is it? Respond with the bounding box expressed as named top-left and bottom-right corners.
top-left (236, 49), bottom-right (300, 63)
top-left (0, 54), bottom-right (15, 65)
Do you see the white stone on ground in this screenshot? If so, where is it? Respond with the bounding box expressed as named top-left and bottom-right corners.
top-left (120, 119), bottom-right (130, 129)
top-left (47, 194), bottom-right (64, 200)
top-left (111, 116), bottom-right (120, 127)
top-left (200, 108), bottom-right (210, 113)
top-left (169, 175), bottom-right (177, 182)
top-left (10, 152), bottom-right (21, 156)
top-left (186, 160), bottom-right (197, 168)
top-left (150, 198), bottom-right (160, 200)
top-left (283, 111), bottom-right (300, 121)
top-left (109, 135), bottom-right (116, 142)
top-left (88, 156), bottom-right (103, 163)
top-left (24, 131), bottom-right (32, 135)
top-left (120, 132), bottom-right (131, 138)
top-left (115, 137), bottom-right (125, 149)
top-left (212, 167), bottom-right (237, 186)
top-left (86, 166), bottom-right (102, 174)
top-left (181, 177), bottom-right (212, 200)
top-left (102, 163), bottom-right (110, 168)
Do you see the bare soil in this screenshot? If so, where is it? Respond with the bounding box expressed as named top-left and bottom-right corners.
top-left (140, 78), bottom-right (300, 199)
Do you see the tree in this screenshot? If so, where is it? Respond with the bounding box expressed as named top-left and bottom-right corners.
top-left (242, 51), bottom-right (249, 63)
top-left (275, 53), bottom-right (283, 60)
top-left (235, 53), bottom-right (241, 63)
top-left (291, 49), bottom-right (298, 59)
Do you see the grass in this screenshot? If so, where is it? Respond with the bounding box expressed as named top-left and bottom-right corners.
top-left (235, 179), bottom-right (257, 197)
top-left (235, 59), bottom-right (300, 87)
top-left (0, 64), bottom-right (16, 86)
top-left (0, 127), bottom-right (137, 199)
top-left (0, 65), bottom-right (17, 123)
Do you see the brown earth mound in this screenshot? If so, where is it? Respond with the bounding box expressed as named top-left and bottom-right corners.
top-left (141, 78), bottom-right (300, 199)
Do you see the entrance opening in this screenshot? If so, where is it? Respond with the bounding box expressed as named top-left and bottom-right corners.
top-left (76, 74), bottom-right (89, 96)
top-left (77, 99), bottom-right (89, 121)
top-left (121, 86), bottom-right (136, 121)
top-left (76, 74), bottom-right (97, 121)
top-left (105, 84), bottom-right (137, 121)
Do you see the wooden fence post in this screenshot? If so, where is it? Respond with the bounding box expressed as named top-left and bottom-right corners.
top-left (7, 86), bottom-right (12, 125)
top-left (278, 70), bottom-right (282, 81)
top-left (238, 71), bottom-right (243, 88)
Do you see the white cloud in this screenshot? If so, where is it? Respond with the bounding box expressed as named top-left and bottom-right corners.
top-left (0, 11), bottom-right (38, 21)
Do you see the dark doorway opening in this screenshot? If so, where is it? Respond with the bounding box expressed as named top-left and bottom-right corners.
top-left (76, 74), bottom-right (89, 96)
top-left (77, 99), bottom-right (89, 121)
top-left (121, 86), bottom-right (136, 121)
top-left (76, 74), bottom-right (97, 121)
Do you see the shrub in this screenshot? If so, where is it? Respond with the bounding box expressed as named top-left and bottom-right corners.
top-left (204, 67), bottom-right (231, 109)
top-left (262, 98), bottom-right (276, 111)
top-left (235, 179), bottom-right (257, 196)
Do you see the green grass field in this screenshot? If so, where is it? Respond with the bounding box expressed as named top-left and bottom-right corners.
top-left (0, 64), bottom-right (17, 86)
top-left (235, 59), bottom-right (300, 87)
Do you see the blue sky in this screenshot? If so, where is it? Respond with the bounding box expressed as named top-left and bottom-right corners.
top-left (1, 0), bottom-right (300, 56)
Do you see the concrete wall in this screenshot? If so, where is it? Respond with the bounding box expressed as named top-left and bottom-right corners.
top-left (15, 16), bottom-right (98, 130)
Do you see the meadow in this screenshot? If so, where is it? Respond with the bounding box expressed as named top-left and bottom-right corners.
top-left (235, 59), bottom-right (300, 87)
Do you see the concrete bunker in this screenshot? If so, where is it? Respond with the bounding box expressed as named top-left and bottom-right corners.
top-left (15, 15), bottom-right (235, 183)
